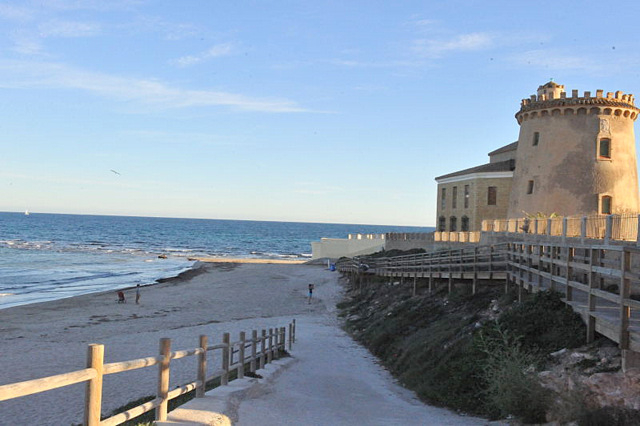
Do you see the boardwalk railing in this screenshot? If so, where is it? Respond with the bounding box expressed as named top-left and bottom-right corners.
top-left (506, 242), bottom-right (640, 353)
top-left (0, 321), bottom-right (296, 426)
top-left (482, 213), bottom-right (640, 243)
top-left (337, 244), bottom-right (508, 295)
top-left (338, 238), bottom-right (640, 364)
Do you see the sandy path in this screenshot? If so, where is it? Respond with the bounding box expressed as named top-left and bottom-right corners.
top-left (0, 262), bottom-right (491, 425)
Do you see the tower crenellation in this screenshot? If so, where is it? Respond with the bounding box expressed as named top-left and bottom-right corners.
top-left (518, 84), bottom-right (637, 124)
top-left (508, 80), bottom-right (640, 218)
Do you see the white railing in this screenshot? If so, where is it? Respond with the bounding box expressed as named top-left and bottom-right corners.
top-left (482, 214), bottom-right (640, 243)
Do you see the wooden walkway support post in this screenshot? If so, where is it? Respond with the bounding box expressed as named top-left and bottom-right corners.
top-left (288, 323), bottom-right (293, 351)
top-left (250, 330), bottom-right (258, 373)
top-left (238, 332), bottom-right (245, 379)
top-left (221, 333), bottom-right (230, 385)
top-left (292, 319), bottom-right (296, 343)
top-left (84, 343), bottom-right (104, 426)
top-left (155, 338), bottom-right (171, 422)
top-left (196, 335), bottom-right (208, 397)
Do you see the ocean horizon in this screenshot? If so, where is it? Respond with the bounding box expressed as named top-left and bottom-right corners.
top-left (1, 211), bottom-right (433, 309)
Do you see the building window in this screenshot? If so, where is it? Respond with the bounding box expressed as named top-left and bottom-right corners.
top-left (464, 185), bottom-right (469, 208)
top-left (461, 216), bottom-right (469, 231)
top-left (527, 180), bottom-right (534, 194)
top-left (599, 138), bottom-right (611, 159)
top-left (452, 186), bottom-right (457, 209)
top-left (441, 188), bottom-right (446, 210)
top-left (450, 216), bottom-right (457, 232)
top-left (487, 186), bottom-right (497, 205)
top-left (533, 132), bottom-right (540, 146)
top-left (438, 216), bottom-right (446, 231)
top-left (601, 195), bottom-right (612, 214)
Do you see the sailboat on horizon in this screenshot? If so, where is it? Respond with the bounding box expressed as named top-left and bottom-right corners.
top-left (24, 209), bottom-right (29, 216)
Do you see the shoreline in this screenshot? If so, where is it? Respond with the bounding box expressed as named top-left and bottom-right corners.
top-left (0, 261), bottom-right (332, 424)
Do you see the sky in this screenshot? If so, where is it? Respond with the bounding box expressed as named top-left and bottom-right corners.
top-left (1, 0), bottom-right (640, 226)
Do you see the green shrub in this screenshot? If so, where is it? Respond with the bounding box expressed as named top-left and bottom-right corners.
top-left (498, 291), bottom-right (586, 353)
top-left (476, 323), bottom-right (550, 423)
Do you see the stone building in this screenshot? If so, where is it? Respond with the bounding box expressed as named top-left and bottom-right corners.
top-left (435, 81), bottom-right (640, 231)
top-left (435, 143), bottom-right (516, 232)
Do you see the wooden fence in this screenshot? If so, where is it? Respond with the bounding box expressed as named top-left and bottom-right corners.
top-left (482, 213), bottom-right (640, 243)
top-left (337, 244), bottom-right (508, 295)
top-left (0, 321), bottom-right (296, 426)
top-left (338, 238), bottom-right (640, 361)
top-left (506, 242), bottom-right (640, 353)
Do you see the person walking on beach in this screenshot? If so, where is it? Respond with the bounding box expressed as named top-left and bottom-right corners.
top-left (308, 283), bottom-right (314, 304)
top-left (135, 284), bottom-right (141, 305)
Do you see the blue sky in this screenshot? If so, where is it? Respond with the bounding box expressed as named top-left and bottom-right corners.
top-left (1, 1), bottom-right (639, 226)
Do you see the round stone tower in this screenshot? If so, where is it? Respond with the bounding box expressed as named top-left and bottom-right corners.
top-left (507, 81), bottom-right (640, 218)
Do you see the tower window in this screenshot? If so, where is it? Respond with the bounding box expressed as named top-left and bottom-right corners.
top-left (487, 186), bottom-right (497, 205)
top-left (450, 216), bottom-right (457, 232)
top-left (441, 188), bottom-right (446, 210)
top-left (533, 132), bottom-right (540, 146)
top-left (599, 138), bottom-right (611, 159)
top-left (527, 180), bottom-right (534, 194)
top-left (452, 186), bottom-right (457, 209)
top-left (464, 185), bottom-right (469, 208)
top-left (601, 195), bottom-right (612, 214)
top-left (438, 216), bottom-right (446, 232)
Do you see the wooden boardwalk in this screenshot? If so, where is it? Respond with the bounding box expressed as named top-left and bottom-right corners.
top-left (338, 240), bottom-right (640, 361)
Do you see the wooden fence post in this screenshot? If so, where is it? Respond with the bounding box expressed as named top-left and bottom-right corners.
top-left (221, 333), bottom-right (230, 385)
top-left (605, 215), bottom-right (613, 244)
top-left (587, 249), bottom-right (597, 343)
top-left (620, 249), bottom-right (631, 350)
top-left (565, 247), bottom-right (573, 302)
top-left (292, 319), bottom-right (296, 343)
top-left (251, 330), bottom-right (258, 373)
top-left (196, 335), bottom-right (207, 398)
top-left (238, 332), bottom-right (245, 379)
top-left (260, 329), bottom-right (266, 369)
top-left (84, 343), bottom-right (104, 426)
top-left (472, 246), bottom-right (478, 295)
top-left (288, 323), bottom-right (293, 351)
top-left (267, 328), bottom-right (273, 363)
top-left (155, 338), bottom-right (171, 422)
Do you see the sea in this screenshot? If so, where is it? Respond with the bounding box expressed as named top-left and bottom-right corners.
top-left (0, 212), bottom-right (433, 309)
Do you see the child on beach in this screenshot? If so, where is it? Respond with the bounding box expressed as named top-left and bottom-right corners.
top-left (135, 284), bottom-right (141, 304)
top-left (308, 283), bottom-right (314, 304)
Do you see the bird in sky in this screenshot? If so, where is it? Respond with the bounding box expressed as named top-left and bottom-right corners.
top-left (110, 169), bottom-right (121, 176)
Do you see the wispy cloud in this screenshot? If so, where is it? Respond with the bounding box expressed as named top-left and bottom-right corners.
top-left (411, 32), bottom-right (494, 58)
top-left (121, 130), bottom-right (243, 146)
top-left (508, 49), bottom-right (605, 73)
top-left (172, 43), bottom-right (234, 67)
top-left (38, 20), bottom-right (101, 37)
top-left (0, 4), bottom-right (35, 21)
top-left (0, 59), bottom-right (311, 113)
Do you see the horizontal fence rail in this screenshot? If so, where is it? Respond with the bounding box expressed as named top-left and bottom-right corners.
top-left (338, 238), bottom-right (640, 362)
top-left (0, 320), bottom-right (296, 426)
top-left (506, 242), bottom-right (640, 353)
top-left (337, 243), bottom-right (508, 295)
top-left (482, 213), bottom-right (640, 243)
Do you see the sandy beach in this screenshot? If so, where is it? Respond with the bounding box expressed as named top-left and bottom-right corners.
top-left (0, 261), bottom-right (490, 425)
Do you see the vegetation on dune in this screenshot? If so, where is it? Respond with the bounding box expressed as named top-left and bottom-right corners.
top-left (338, 274), bottom-right (637, 424)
